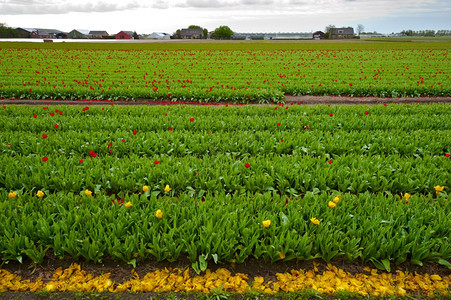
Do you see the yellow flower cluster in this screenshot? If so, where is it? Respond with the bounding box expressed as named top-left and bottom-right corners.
top-left (1, 263), bottom-right (447, 296)
top-left (8, 192), bottom-right (17, 199)
top-left (0, 264), bottom-right (451, 296)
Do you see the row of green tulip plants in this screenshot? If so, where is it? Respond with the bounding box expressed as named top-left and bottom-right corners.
top-left (0, 104), bottom-right (449, 271)
top-left (0, 48), bottom-right (449, 102)
top-left (1, 153), bottom-right (448, 196)
top-left (1, 190), bottom-right (449, 272)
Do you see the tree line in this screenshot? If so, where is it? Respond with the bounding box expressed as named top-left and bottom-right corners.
top-left (400, 29), bottom-right (451, 36)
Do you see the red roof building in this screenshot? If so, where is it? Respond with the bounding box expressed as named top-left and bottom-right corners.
top-left (115, 31), bottom-right (134, 39)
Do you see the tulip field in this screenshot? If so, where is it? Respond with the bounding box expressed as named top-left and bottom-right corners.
top-left (0, 102), bottom-right (450, 297)
top-left (0, 41), bottom-right (450, 103)
top-left (0, 41), bottom-right (450, 297)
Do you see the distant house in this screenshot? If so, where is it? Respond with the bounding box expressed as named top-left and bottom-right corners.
top-left (89, 31), bottom-right (109, 39)
top-left (329, 28), bottom-right (354, 39)
top-left (16, 28), bottom-right (35, 38)
top-left (148, 32), bottom-right (171, 40)
top-left (115, 31), bottom-right (134, 39)
top-left (312, 31), bottom-right (325, 39)
top-left (15, 28), bottom-right (64, 39)
top-left (68, 29), bottom-right (90, 39)
top-left (180, 28), bottom-right (203, 39)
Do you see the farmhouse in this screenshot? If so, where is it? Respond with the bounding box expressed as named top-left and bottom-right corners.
top-left (313, 31), bottom-right (325, 39)
top-left (89, 31), bottom-right (109, 39)
top-left (329, 28), bottom-right (355, 39)
top-left (115, 31), bottom-right (135, 39)
top-left (16, 28), bottom-right (65, 39)
top-left (180, 28), bottom-right (204, 39)
top-left (68, 29), bottom-right (90, 39)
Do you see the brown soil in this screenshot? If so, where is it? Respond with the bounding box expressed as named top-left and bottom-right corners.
top-left (1, 95), bottom-right (450, 106)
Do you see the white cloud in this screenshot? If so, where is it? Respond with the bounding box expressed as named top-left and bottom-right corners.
top-left (0, 0), bottom-right (142, 15)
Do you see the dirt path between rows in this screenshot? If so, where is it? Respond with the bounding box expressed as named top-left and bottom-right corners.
top-left (1, 95), bottom-right (451, 106)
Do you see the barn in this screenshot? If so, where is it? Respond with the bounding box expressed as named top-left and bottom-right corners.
top-left (115, 31), bottom-right (135, 39)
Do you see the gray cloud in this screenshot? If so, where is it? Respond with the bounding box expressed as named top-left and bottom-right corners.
top-left (151, 0), bottom-right (170, 9)
top-left (0, 0), bottom-right (142, 15)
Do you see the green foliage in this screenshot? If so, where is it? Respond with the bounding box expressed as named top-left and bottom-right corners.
top-left (0, 23), bottom-right (19, 38)
top-left (0, 104), bottom-right (449, 270)
top-left (214, 26), bottom-right (233, 39)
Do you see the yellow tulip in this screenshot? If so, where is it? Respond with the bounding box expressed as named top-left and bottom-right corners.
top-left (84, 189), bottom-right (92, 196)
top-left (403, 193), bottom-right (410, 202)
top-left (328, 201), bottom-right (336, 208)
top-left (142, 186), bottom-right (149, 192)
top-left (8, 192), bottom-right (17, 199)
top-left (333, 195), bottom-right (340, 203)
top-left (155, 209), bottom-right (163, 219)
top-left (124, 201), bottom-right (132, 208)
top-left (164, 185), bottom-right (171, 192)
top-left (434, 185), bottom-right (444, 194)
top-left (36, 190), bottom-right (45, 198)
top-left (310, 217), bottom-right (320, 225)
top-left (262, 220), bottom-right (271, 228)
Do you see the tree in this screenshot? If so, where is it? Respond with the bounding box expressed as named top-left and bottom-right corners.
top-left (214, 26), bottom-right (233, 39)
top-left (323, 24), bottom-right (335, 39)
top-left (203, 28), bottom-right (208, 39)
top-left (133, 31), bottom-right (139, 39)
top-left (0, 23), bottom-right (18, 38)
top-left (188, 25), bottom-right (201, 29)
top-left (356, 24), bottom-right (364, 36)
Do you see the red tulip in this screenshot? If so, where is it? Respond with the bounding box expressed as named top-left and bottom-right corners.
top-left (277, 122), bottom-right (281, 126)
top-left (133, 130), bottom-right (137, 135)
top-left (365, 111), bottom-right (369, 115)
top-left (169, 128), bottom-right (173, 131)
top-left (50, 112), bottom-right (55, 116)
top-left (446, 153), bottom-right (450, 157)
top-left (245, 162), bottom-right (250, 168)
top-left (329, 113), bottom-right (333, 117)
top-left (54, 124), bottom-right (59, 128)
top-left (79, 159), bottom-right (83, 163)
top-left (42, 134), bottom-right (47, 139)
top-left (154, 160), bottom-right (160, 164)
top-left (328, 160), bottom-right (333, 164)
top-left (190, 118), bottom-right (195, 122)
top-left (42, 156), bottom-right (48, 162)
top-left (33, 114), bottom-right (37, 118)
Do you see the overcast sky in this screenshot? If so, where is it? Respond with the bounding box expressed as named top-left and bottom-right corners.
top-left (1, 0), bottom-right (450, 34)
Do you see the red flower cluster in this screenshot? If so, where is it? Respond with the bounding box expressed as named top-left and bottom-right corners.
top-left (89, 150), bottom-right (97, 158)
top-left (82, 106), bottom-right (90, 112)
